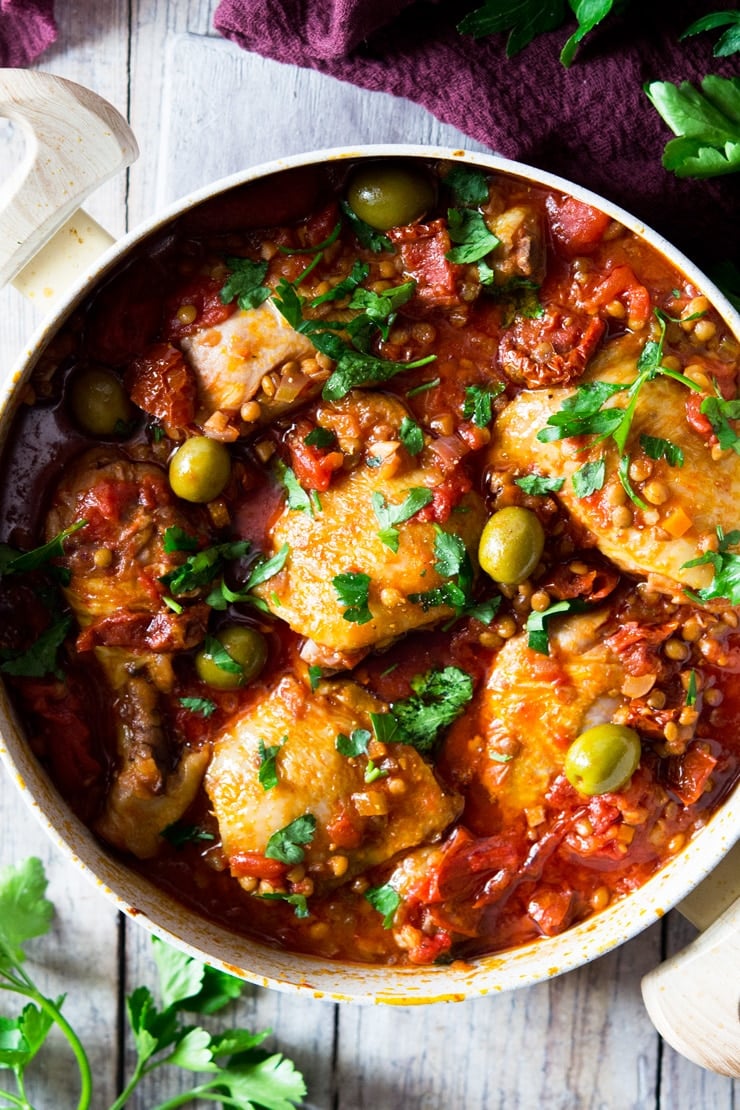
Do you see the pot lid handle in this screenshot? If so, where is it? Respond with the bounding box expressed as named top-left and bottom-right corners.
top-left (0, 70), bottom-right (138, 290)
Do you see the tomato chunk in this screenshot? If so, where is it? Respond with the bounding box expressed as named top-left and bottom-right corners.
top-left (546, 194), bottom-right (611, 258)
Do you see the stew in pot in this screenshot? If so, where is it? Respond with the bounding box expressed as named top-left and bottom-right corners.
top-left (1, 157), bottom-right (739, 966)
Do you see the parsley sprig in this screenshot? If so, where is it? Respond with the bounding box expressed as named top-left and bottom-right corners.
top-left (457, 0), bottom-right (619, 67)
top-left (0, 857), bottom-right (306, 1110)
top-left (372, 487), bottom-right (434, 552)
top-left (645, 75), bottom-right (740, 179)
top-left (536, 309), bottom-right (707, 506)
top-left (333, 571), bottom-right (373, 625)
top-left (369, 665), bottom-right (474, 753)
top-left (683, 526), bottom-right (740, 605)
top-left (409, 528), bottom-right (500, 625)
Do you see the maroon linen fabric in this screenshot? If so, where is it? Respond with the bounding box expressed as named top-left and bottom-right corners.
top-left (0, 0), bottom-right (56, 66)
top-left (214, 0), bottom-right (739, 272)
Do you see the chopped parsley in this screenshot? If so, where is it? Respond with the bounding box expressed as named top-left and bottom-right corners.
top-left (201, 634), bottom-right (243, 677)
top-left (446, 208), bottom-right (500, 264)
top-left (526, 597), bottom-right (591, 655)
top-left (258, 737), bottom-right (285, 791)
top-left (536, 309), bottom-right (706, 507)
top-left (686, 670), bottom-right (698, 707)
top-left (515, 474), bottom-right (565, 496)
top-left (572, 457), bottom-right (606, 499)
top-left (303, 426), bottom-right (336, 449)
top-left (406, 377), bottom-right (441, 398)
top-left (219, 257), bottom-right (271, 310)
top-left (179, 696), bottom-right (217, 718)
top-left (462, 382), bottom-right (505, 427)
top-left (0, 616), bottom-right (71, 679)
top-left (444, 164), bottom-right (490, 207)
top-left (365, 882), bottom-right (401, 928)
top-left (409, 527), bottom-right (500, 626)
top-left (160, 822), bottom-right (215, 849)
top-left (264, 814), bottom-right (317, 864)
top-left (683, 526), bottom-right (740, 605)
top-left (399, 416), bottom-right (424, 455)
top-left (307, 665), bottom-right (323, 692)
top-left (700, 393), bottom-right (740, 453)
top-left (274, 458), bottom-right (316, 517)
top-left (259, 891), bottom-right (310, 918)
top-left (372, 487), bottom-right (434, 552)
top-left (0, 520), bottom-right (86, 577)
top-left (645, 75), bottom-right (740, 180)
top-left (206, 543), bottom-right (289, 612)
top-left (340, 200), bottom-right (394, 253)
top-left (640, 433), bottom-right (685, 467)
top-left (160, 536), bottom-right (251, 595)
top-left (369, 665), bottom-right (474, 754)
top-left (335, 727), bottom-right (387, 782)
top-left (333, 571), bottom-right (373, 625)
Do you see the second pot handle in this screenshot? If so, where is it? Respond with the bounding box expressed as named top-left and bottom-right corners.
top-left (0, 70), bottom-right (138, 300)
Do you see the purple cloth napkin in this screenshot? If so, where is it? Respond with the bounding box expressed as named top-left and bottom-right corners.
top-left (0, 0), bottom-right (55, 66)
top-left (214, 0), bottom-right (739, 273)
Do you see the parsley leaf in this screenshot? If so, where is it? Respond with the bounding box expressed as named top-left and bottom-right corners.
top-left (201, 634), bottom-right (243, 676)
top-left (0, 616), bottom-right (71, 679)
top-left (526, 597), bottom-right (591, 655)
top-left (264, 814), bottom-right (317, 864)
top-left (645, 75), bottom-right (740, 179)
top-left (160, 538), bottom-right (251, 595)
top-left (399, 416), bottom-right (425, 455)
top-left (310, 259), bottom-right (370, 306)
top-left (179, 696), bottom-right (217, 717)
top-left (333, 570), bottom-right (373, 624)
top-left (462, 382), bottom-right (505, 427)
top-left (683, 526), bottom-right (740, 604)
top-left (365, 883), bottom-right (401, 928)
top-left (259, 891), bottom-right (311, 918)
top-left (163, 526), bottom-right (200, 553)
top-left (572, 457), bottom-right (605, 498)
top-left (444, 164), bottom-right (490, 206)
top-left (274, 458), bottom-right (315, 517)
top-left (304, 426), bottom-right (336, 449)
top-left (370, 666), bottom-right (474, 753)
top-left (258, 737), bottom-right (285, 791)
top-left (515, 474), bottom-right (565, 496)
top-left (640, 433), bottom-right (685, 467)
top-left (321, 348), bottom-right (437, 403)
top-left (680, 11), bottom-right (740, 58)
top-left (560, 0), bottom-right (617, 67)
top-left (220, 257), bottom-right (271, 310)
top-left (457, 0), bottom-right (568, 57)
top-left (206, 543), bottom-right (289, 611)
top-left (446, 208), bottom-right (500, 264)
top-left (700, 394), bottom-right (740, 453)
top-left (160, 822), bottom-right (215, 849)
top-left (0, 520), bottom-right (86, 577)
top-left (372, 487), bottom-right (434, 551)
top-left (307, 664), bottom-right (323, 692)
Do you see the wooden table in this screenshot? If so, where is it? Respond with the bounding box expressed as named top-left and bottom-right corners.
top-left (0, 4), bottom-right (738, 1107)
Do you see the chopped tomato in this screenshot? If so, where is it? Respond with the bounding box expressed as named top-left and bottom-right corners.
top-left (546, 194), bottom-right (612, 258)
top-left (666, 742), bottom-right (718, 807)
top-left (125, 342), bottom-right (197, 429)
top-left (163, 276), bottom-right (236, 340)
top-left (579, 264), bottom-right (652, 327)
top-left (286, 421), bottom-right (344, 492)
top-left (229, 852), bottom-right (289, 881)
top-left (685, 391), bottom-right (714, 439)
top-left (388, 219), bottom-right (464, 307)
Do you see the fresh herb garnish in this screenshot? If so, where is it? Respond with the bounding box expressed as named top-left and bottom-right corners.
top-left (0, 616), bottom-right (72, 679)
top-left (364, 882), bottom-right (401, 929)
top-left (206, 543), bottom-right (289, 612)
top-left (219, 256), bottom-right (271, 309)
top-left (444, 164), bottom-right (490, 206)
top-left (572, 457), bottom-right (606, 498)
top-left (0, 857), bottom-right (306, 1110)
top-left (274, 458), bottom-right (316, 517)
top-left (700, 393), bottom-right (740, 453)
top-left (160, 822), bottom-right (215, 848)
top-left (163, 526), bottom-right (200, 553)
top-left (372, 487), bottom-right (434, 552)
top-left (0, 521), bottom-right (86, 577)
top-left (399, 416), bottom-right (424, 455)
top-left (179, 696), bottom-right (217, 717)
top-left (340, 200), bottom-right (394, 253)
top-left (321, 349), bottom-right (437, 403)
top-left (515, 474), bottom-right (565, 496)
top-left (462, 382), bottom-right (505, 427)
top-left (160, 537), bottom-right (251, 595)
top-left (457, 0), bottom-right (619, 67)
top-left (264, 814), bottom-right (317, 864)
top-left (259, 891), bottom-right (311, 918)
top-left (446, 208), bottom-right (500, 264)
top-left (258, 737), bottom-right (285, 791)
top-left (406, 377), bottom-right (441, 398)
top-left (640, 433), bottom-right (685, 467)
top-left (409, 527), bottom-right (500, 625)
top-left (369, 665), bottom-right (474, 753)
top-left (335, 728), bottom-right (387, 782)
top-left (537, 309), bottom-right (705, 506)
top-left (526, 597), bottom-right (591, 655)
top-left (277, 221), bottom-right (342, 255)
top-left (307, 664), bottom-right (323, 692)
top-left (686, 669), bottom-right (698, 707)
top-left (310, 259), bottom-right (370, 306)
top-left (333, 571), bottom-right (373, 625)
top-left (645, 75), bottom-right (740, 179)
top-left (683, 526), bottom-right (740, 604)
top-left (303, 426), bottom-right (336, 449)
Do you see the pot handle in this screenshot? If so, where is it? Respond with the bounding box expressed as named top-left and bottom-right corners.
top-left (0, 70), bottom-right (138, 302)
top-left (641, 838), bottom-right (740, 1077)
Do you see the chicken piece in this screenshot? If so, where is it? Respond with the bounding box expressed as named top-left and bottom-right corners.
top-left (45, 448), bottom-right (210, 857)
top-left (443, 608), bottom-right (627, 825)
top-left (253, 454), bottom-right (486, 661)
top-left (487, 203), bottom-right (546, 286)
top-left (205, 676), bottom-right (462, 891)
top-left (489, 331), bottom-right (740, 595)
top-left (180, 299), bottom-right (317, 424)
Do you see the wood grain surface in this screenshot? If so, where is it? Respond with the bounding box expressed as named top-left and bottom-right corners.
top-left (0, 3), bottom-right (738, 1107)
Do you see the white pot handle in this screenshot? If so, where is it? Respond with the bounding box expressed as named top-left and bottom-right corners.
top-left (641, 838), bottom-right (740, 1077)
top-left (0, 69), bottom-right (138, 302)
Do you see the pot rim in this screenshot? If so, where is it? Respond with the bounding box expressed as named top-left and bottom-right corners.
top-left (2, 143), bottom-right (739, 1003)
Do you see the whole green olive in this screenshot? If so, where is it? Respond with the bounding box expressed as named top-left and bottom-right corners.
top-left (195, 625), bottom-right (268, 690)
top-left (169, 436), bottom-right (231, 503)
top-left (564, 723), bottom-right (642, 796)
top-left (346, 163), bottom-right (436, 231)
top-left (478, 506), bottom-right (545, 585)
top-left (68, 366), bottom-right (134, 437)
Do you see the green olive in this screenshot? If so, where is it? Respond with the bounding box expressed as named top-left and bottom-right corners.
top-left (68, 366), bottom-right (134, 437)
top-left (478, 506), bottom-right (545, 585)
top-left (564, 724), bottom-right (642, 796)
top-left (195, 625), bottom-right (268, 690)
top-left (346, 163), bottom-right (436, 231)
top-left (169, 436), bottom-right (231, 503)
